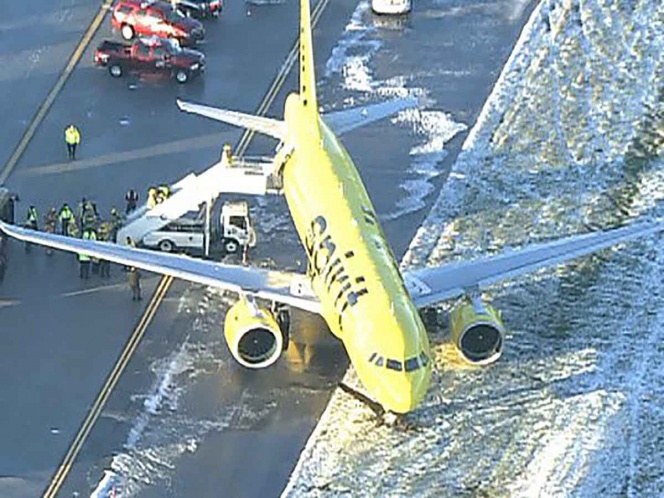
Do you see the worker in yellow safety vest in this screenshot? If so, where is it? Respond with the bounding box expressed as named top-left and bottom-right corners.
top-left (147, 187), bottom-right (158, 209)
top-left (64, 124), bottom-right (81, 160)
top-left (58, 203), bottom-right (74, 235)
top-left (222, 143), bottom-right (233, 165)
top-left (157, 185), bottom-right (170, 203)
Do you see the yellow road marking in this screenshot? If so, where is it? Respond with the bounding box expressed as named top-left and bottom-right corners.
top-left (42, 276), bottom-right (173, 498)
top-left (61, 282), bottom-right (128, 297)
top-left (0, 0), bottom-right (114, 184)
top-left (21, 132), bottom-right (229, 176)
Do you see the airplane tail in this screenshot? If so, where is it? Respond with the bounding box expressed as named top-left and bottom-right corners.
top-left (177, 0), bottom-right (321, 142)
top-left (298, 0), bottom-right (319, 124)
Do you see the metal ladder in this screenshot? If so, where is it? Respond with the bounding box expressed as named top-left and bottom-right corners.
top-left (117, 154), bottom-right (279, 247)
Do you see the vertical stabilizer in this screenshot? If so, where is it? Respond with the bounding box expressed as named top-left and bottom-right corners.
top-left (299, 0), bottom-right (319, 123)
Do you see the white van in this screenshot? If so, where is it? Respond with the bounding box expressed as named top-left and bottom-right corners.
top-left (371, 0), bottom-right (412, 15)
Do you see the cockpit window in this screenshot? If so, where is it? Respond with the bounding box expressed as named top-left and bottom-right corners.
top-left (404, 357), bottom-right (419, 372)
top-left (371, 353), bottom-right (428, 371)
top-left (386, 359), bottom-right (403, 371)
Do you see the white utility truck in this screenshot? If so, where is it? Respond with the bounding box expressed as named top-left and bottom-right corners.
top-left (141, 201), bottom-right (256, 255)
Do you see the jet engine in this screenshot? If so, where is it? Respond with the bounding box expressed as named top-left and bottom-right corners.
top-left (449, 297), bottom-right (505, 365)
top-left (224, 298), bottom-right (284, 369)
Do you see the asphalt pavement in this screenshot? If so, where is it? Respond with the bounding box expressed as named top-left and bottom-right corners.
top-left (0, 0), bottom-right (536, 497)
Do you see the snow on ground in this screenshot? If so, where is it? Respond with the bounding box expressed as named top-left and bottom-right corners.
top-left (283, 0), bottom-right (664, 497)
top-left (321, 0), bottom-right (467, 221)
top-left (88, 286), bottom-right (268, 497)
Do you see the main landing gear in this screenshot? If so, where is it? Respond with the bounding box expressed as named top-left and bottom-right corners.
top-left (271, 303), bottom-right (291, 351)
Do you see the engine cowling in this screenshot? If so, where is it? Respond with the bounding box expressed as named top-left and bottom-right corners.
top-left (449, 300), bottom-right (505, 365)
top-left (224, 299), bottom-right (283, 369)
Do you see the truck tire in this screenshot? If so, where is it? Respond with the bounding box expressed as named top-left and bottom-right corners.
top-left (121, 24), bottom-right (135, 40)
top-left (109, 64), bottom-right (123, 78)
top-left (174, 69), bottom-right (189, 84)
top-left (224, 239), bottom-right (239, 254)
top-left (159, 239), bottom-right (175, 252)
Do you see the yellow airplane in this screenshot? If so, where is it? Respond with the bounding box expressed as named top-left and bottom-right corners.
top-left (2, 0), bottom-right (662, 414)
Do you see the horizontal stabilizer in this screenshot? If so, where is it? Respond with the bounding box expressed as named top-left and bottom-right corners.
top-left (177, 99), bottom-right (287, 140)
top-left (322, 96), bottom-right (419, 135)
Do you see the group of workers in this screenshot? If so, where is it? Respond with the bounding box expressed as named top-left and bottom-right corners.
top-left (18, 199), bottom-right (142, 299)
top-left (24, 200), bottom-right (122, 276)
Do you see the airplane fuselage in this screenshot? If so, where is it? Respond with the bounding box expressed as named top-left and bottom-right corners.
top-left (281, 94), bottom-right (431, 413)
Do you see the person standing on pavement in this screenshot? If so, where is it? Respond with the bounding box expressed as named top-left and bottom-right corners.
top-left (25, 206), bottom-right (38, 230)
top-left (65, 124), bottom-right (81, 160)
top-left (78, 250), bottom-right (91, 279)
top-left (125, 189), bottom-right (139, 214)
top-left (0, 237), bottom-right (8, 283)
top-left (128, 267), bottom-right (142, 301)
top-left (82, 228), bottom-right (99, 274)
top-left (24, 205), bottom-right (38, 253)
top-left (97, 227), bottom-right (111, 278)
top-left (43, 207), bottom-right (57, 255)
top-left (58, 203), bottom-right (74, 235)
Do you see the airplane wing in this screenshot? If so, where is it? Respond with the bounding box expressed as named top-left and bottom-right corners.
top-left (321, 97), bottom-right (419, 135)
top-left (0, 222), bottom-right (321, 314)
top-left (176, 99), bottom-right (287, 141)
top-left (403, 221), bottom-right (664, 308)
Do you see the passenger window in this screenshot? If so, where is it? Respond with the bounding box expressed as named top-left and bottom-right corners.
top-left (369, 352), bottom-right (377, 363)
top-left (419, 351), bottom-right (429, 367)
top-left (404, 357), bottom-right (419, 372)
top-left (375, 356), bottom-right (384, 367)
top-left (386, 359), bottom-right (403, 371)
top-left (154, 47), bottom-right (166, 59)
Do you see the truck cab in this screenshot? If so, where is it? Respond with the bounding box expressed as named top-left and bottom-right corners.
top-left (95, 36), bottom-right (205, 83)
top-left (140, 201), bottom-right (256, 255)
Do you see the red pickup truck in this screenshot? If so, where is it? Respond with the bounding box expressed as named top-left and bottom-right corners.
top-left (111, 0), bottom-right (205, 46)
top-left (94, 37), bottom-right (205, 83)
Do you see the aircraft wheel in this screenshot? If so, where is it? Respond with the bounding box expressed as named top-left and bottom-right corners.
top-left (121, 24), bottom-right (134, 40)
top-left (277, 308), bottom-right (291, 351)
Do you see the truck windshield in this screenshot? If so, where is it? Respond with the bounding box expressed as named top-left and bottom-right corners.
top-left (167, 9), bottom-right (186, 22)
top-left (162, 38), bottom-right (182, 54)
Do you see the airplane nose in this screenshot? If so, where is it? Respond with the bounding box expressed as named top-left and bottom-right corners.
top-left (380, 367), bottom-right (431, 414)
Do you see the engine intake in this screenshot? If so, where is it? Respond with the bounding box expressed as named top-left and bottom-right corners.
top-left (224, 299), bottom-right (283, 369)
top-left (449, 300), bottom-right (505, 365)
